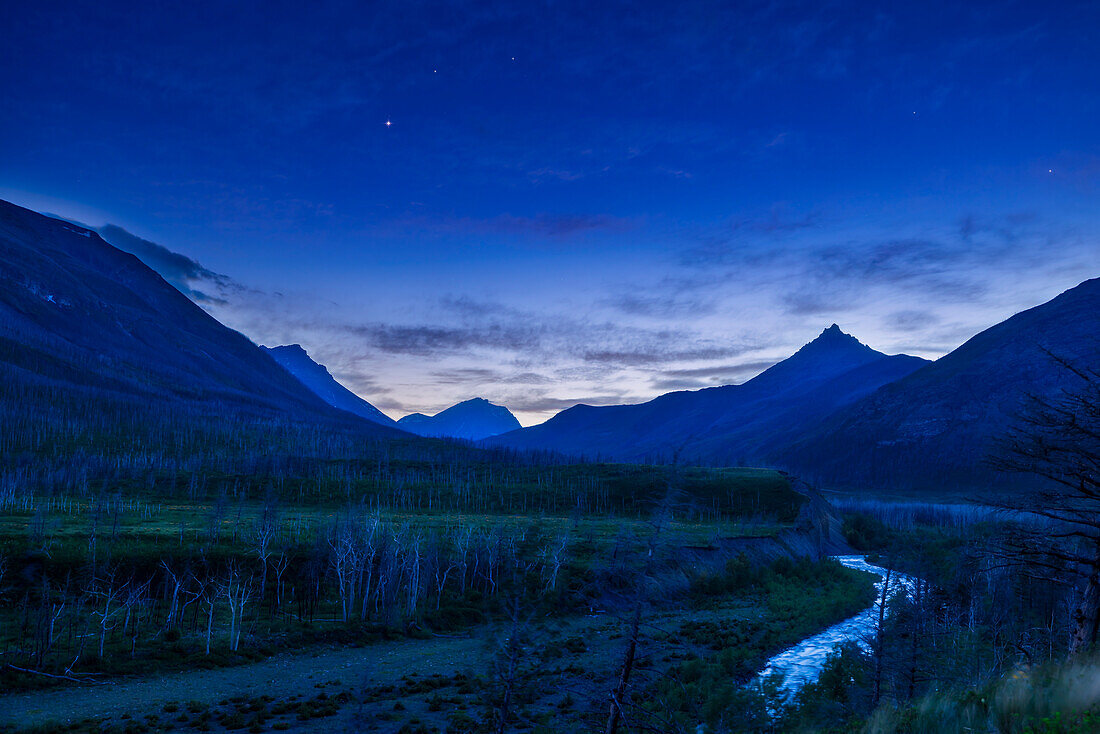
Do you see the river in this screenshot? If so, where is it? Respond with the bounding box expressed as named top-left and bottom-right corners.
top-left (756, 555), bottom-right (918, 696)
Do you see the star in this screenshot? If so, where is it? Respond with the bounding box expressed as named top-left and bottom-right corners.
top-left (385, 120), bottom-right (392, 127)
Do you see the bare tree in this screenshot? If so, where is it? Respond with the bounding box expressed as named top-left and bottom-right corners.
top-left (89, 567), bottom-right (129, 660)
top-left (870, 566), bottom-right (893, 706)
top-left (198, 571), bottom-right (219, 655)
top-left (328, 519), bottom-right (356, 622)
top-left (542, 532), bottom-right (570, 595)
top-left (160, 560), bottom-right (186, 631)
top-left (251, 514), bottom-right (279, 608)
top-left (358, 516), bottom-right (380, 621)
top-left (431, 529), bottom-right (461, 611)
top-left (606, 492), bottom-right (675, 734)
top-left (272, 549), bottom-right (291, 615)
top-left (223, 562), bottom-right (254, 652)
top-left (988, 355), bottom-right (1100, 656)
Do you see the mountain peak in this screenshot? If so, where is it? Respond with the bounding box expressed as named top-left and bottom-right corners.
top-left (800, 324), bottom-right (874, 352)
top-left (398, 397), bottom-right (520, 440)
top-left (815, 323), bottom-right (851, 340)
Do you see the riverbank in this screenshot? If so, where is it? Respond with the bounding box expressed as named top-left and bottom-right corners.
top-left (758, 556), bottom-right (917, 694)
top-left (0, 556), bottom-right (877, 732)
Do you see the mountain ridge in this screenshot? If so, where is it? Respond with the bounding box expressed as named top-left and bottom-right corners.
top-left (774, 277), bottom-right (1100, 492)
top-left (0, 198), bottom-right (398, 434)
top-left (487, 325), bottom-right (928, 462)
top-left (263, 344), bottom-right (398, 427)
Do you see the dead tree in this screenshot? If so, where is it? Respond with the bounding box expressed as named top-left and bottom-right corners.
top-left (272, 549), bottom-right (291, 615)
top-left (606, 491), bottom-right (675, 734)
top-left (871, 566), bottom-right (893, 706)
top-left (251, 515), bottom-right (279, 608)
top-left (199, 574), bottom-right (218, 655)
top-left (328, 519), bottom-right (356, 622)
top-left (89, 568), bottom-right (129, 660)
top-left (223, 563), bottom-right (254, 652)
top-left (160, 560), bottom-right (186, 631)
top-left (987, 354), bottom-right (1100, 656)
top-left (542, 532), bottom-right (570, 595)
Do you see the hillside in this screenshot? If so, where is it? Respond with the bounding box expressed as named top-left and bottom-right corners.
top-left (264, 344), bottom-right (398, 427)
top-left (0, 199), bottom-right (371, 419)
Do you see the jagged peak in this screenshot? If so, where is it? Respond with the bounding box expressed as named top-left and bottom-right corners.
top-left (814, 323), bottom-right (854, 340)
top-left (792, 323), bottom-right (869, 351)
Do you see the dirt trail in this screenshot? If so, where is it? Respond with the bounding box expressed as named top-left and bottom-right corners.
top-left (0, 633), bottom-right (489, 728)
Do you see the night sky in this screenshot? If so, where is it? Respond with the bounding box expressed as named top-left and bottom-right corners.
top-left (2, 1), bottom-right (1097, 424)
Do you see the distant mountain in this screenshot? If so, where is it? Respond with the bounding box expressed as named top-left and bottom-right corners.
top-left (777, 278), bottom-right (1100, 493)
top-left (487, 325), bottom-right (927, 463)
top-left (399, 398), bottom-right (521, 441)
top-left (0, 198), bottom-right (396, 431)
top-left (263, 344), bottom-right (397, 427)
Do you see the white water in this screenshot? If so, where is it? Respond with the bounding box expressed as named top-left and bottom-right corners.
top-left (756, 555), bottom-right (917, 696)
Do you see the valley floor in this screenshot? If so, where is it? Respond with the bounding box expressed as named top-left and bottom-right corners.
top-left (0, 572), bottom-right (870, 733)
top-left (0, 629), bottom-right (485, 730)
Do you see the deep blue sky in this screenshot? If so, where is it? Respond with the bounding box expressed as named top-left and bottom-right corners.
top-left (2, 1), bottom-right (1097, 423)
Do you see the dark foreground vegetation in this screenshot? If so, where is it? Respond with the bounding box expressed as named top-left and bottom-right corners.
top-left (0, 457), bottom-right (870, 733)
top-left (736, 497), bottom-right (1100, 734)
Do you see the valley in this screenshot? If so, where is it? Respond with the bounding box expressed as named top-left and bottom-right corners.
top-left (0, 199), bottom-right (1097, 732)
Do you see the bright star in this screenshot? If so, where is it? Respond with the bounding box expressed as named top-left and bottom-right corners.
top-left (385, 120), bottom-right (392, 127)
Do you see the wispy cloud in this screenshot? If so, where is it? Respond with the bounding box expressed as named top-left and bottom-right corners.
top-left (886, 309), bottom-right (942, 331)
top-left (606, 291), bottom-right (717, 319)
top-left (349, 323), bottom-right (544, 357)
top-left (96, 224), bottom-right (239, 303)
top-left (581, 344), bottom-right (749, 366)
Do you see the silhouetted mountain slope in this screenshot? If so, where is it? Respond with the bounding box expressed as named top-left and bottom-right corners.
top-left (487, 326), bottom-right (927, 462)
top-left (263, 344), bottom-right (397, 427)
top-left (399, 398), bottom-right (521, 440)
top-left (0, 199), bottom-right (393, 429)
top-left (777, 278), bottom-right (1100, 492)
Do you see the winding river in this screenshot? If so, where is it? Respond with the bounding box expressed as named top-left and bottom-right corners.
top-left (756, 555), bottom-right (918, 696)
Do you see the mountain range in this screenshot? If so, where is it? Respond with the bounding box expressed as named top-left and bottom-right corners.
top-left (3, 197), bottom-right (1096, 495)
top-left (486, 325), bottom-right (928, 464)
top-left (488, 279), bottom-right (1099, 493)
top-left (398, 398), bottom-right (521, 441)
top-left (259, 344), bottom-right (520, 441)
